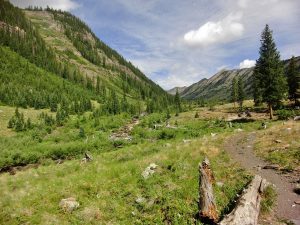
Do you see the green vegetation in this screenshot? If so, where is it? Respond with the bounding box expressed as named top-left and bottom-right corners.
top-left (254, 120), bottom-right (300, 170)
top-left (1, 3), bottom-right (297, 224)
top-left (276, 109), bottom-right (295, 120)
top-left (253, 24), bottom-right (288, 118)
top-left (0, 106), bottom-right (254, 224)
top-left (237, 77), bottom-right (245, 110)
top-left (261, 185), bottom-right (277, 214)
top-left (287, 56), bottom-right (299, 103)
top-left (231, 77), bottom-right (238, 109)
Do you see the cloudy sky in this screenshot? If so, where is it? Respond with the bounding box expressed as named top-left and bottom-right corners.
top-left (11, 0), bottom-right (300, 89)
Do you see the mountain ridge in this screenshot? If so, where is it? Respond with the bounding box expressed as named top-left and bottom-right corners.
top-left (167, 86), bottom-right (187, 95)
top-left (179, 57), bottom-right (300, 101)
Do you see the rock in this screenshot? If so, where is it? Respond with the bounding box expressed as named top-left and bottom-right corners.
top-left (294, 184), bottom-right (300, 195)
top-left (216, 182), bottom-right (224, 187)
top-left (275, 139), bottom-right (282, 143)
top-left (294, 116), bottom-right (300, 121)
top-left (59, 197), bottom-right (79, 212)
top-left (211, 133), bottom-right (217, 137)
top-left (235, 128), bottom-right (243, 132)
top-left (165, 143), bottom-right (171, 147)
top-left (263, 164), bottom-right (280, 170)
top-left (142, 163), bottom-right (158, 179)
top-left (294, 200), bottom-right (300, 205)
top-left (135, 197), bottom-right (146, 204)
top-left (183, 139), bottom-right (191, 143)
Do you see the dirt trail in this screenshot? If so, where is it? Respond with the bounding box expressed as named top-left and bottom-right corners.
top-left (224, 132), bottom-right (300, 224)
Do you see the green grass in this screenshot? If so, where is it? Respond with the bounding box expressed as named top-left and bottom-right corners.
top-left (1, 104), bottom-right (283, 224)
top-left (0, 128), bottom-right (251, 224)
top-left (261, 185), bottom-right (277, 214)
top-left (0, 105), bottom-right (131, 169)
top-left (254, 120), bottom-right (300, 170)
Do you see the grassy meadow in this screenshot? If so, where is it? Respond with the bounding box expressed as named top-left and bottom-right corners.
top-left (0, 101), bottom-right (299, 224)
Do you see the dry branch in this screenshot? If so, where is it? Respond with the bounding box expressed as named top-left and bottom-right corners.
top-left (219, 175), bottom-right (268, 225)
top-left (198, 158), bottom-right (219, 224)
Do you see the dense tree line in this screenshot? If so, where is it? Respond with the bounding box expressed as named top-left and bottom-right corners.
top-left (0, 46), bottom-right (95, 111)
top-left (8, 108), bottom-right (32, 132)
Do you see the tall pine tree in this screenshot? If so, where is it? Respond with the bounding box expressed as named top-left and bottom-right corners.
top-left (287, 56), bottom-right (299, 103)
top-left (237, 77), bottom-right (245, 110)
top-left (253, 25), bottom-right (287, 119)
top-left (174, 89), bottom-right (182, 114)
top-left (295, 72), bottom-right (300, 106)
top-left (231, 77), bottom-right (238, 109)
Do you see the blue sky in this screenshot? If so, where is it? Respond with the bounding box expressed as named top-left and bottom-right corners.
top-left (11, 0), bottom-right (300, 89)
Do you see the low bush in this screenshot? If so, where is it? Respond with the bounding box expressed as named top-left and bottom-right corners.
top-left (276, 109), bottom-right (295, 120)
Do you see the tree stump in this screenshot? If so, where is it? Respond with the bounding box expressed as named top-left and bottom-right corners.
top-left (219, 175), bottom-right (268, 225)
top-left (199, 158), bottom-right (218, 224)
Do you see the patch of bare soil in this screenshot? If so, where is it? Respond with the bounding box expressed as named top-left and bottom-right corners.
top-left (224, 132), bottom-right (300, 225)
top-left (109, 118), bottom-right (139, 141)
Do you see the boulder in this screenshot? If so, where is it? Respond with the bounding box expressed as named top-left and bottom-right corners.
top-left (59, 197), bottom-right (79, 212)
top-left (294, 116), bottom-right (300, 121)
top-left (142, 163), bottom-right (158, 179)
top-left (135, 197), bottom-right (146, 204)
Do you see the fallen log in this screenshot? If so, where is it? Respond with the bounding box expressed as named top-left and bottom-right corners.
top-left (199, 158), bottom-right (218, 224)
top-left (219, 175), bottom-right (268, 225)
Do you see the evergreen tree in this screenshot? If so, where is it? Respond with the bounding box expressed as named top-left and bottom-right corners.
top-left (231, 77), bottom-right (238, 109)
top-left (287, 56), bottom-right (299, 103)
top-left (237, 77), bottom-right (245, 110)
top-left (174, 89), bottom-right (181, 114)
top-left (253, 25), bottom-right (287, 119)
top-left (295, 72), bottom-right (300, 106)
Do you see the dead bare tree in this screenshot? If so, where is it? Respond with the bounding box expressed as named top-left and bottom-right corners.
top-left (198, 158), bottom-right (219, 224)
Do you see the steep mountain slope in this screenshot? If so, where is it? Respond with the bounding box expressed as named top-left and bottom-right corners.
top-left (0, 0), bottom-right (170, 111)
top-left (167, 86), bottom-right (187, 95)
top-left (181, 57), bottom-right (300, 101)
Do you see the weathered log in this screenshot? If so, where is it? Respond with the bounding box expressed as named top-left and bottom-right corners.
top-left (199, 158), bottom-right (219, 224)
top-left (85, 152), bottom-right (93, 161)
top-left (219, 175), bottom-right (268, 225)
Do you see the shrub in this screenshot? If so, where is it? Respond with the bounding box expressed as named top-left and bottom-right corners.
top-left (158, 129), bottom-right (176, 140)
top-left (78, 127), bottom-right (86, 138)
top-left (276, 109), bottom-right (295, 120)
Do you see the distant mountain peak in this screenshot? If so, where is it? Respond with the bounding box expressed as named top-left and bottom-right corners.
top-left (167, 86), bottom-right (187, 95)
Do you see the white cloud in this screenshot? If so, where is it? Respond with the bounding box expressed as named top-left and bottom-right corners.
top-left (239, 59), bottom-right (255, 69)
top-left (183, 13), bottom-right (244, 47)
top-left (10, 0), bottom-right (80, 11)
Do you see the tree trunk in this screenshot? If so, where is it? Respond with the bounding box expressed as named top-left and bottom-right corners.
top-left (219, 175), bottom-right (268, 225)
top-left (198, 158), bottom-right (218, 224)
top-left (268, 103), bottom-right (273, 119)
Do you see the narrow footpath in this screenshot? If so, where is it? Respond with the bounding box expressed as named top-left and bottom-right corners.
top-left (224, 132), bottom-right (300, 224)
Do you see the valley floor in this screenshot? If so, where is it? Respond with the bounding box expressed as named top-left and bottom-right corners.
top-left (0, 102), bottom-right (299, 224)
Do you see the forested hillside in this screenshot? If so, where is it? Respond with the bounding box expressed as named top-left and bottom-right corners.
top-left (0, 0), bottom-right (171, 113)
